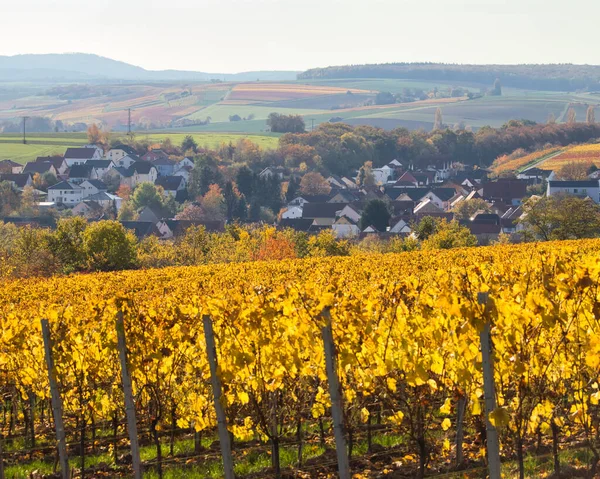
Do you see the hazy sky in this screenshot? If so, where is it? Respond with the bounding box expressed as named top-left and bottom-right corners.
top-left (2, 0), bottom-right (599, 73)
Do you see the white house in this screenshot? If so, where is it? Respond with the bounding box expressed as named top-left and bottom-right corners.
top-left (337, 204), bottom-right (362, 223)
top-left (372, 165), bottom-right (394, 185)
top-left (47, 181), bottom-right (84, 205)
top-left (176, 157), bottom-right (195, 170)
top-left (547, 180), bottom-right (600, 203)
top-left (114, 154), bottom-right (138, 169)
top-left (389, 218), bottom-right (412, 234)
top-left (281, 206), bottom-right (303, 219)
top-left (332, 216), bottom-right (360, 238)
top-left (173, 166), bottom-right (192, 183)
top-left (106, 145), bottom-right (138, 163)
top-left (126, 162), bottom-right (158, 188)
top-left (80, 179), bottom-right (108, 199)
top-left (63, 147), bottom-right (102, 167)
top-left (86, 160), bottom-right (115, 179)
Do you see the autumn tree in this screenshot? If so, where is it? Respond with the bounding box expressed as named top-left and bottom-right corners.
top-left (567, 107), bottom-right (577, 124)
top-left (19, 186), bottom-right (38, 217)
top-left (452, 198), bottom-right (492, 221)
top-left (433, 108), bottom-right (443, 130)
top-left (0, 181), bottom-right (20, 216)
top-left (299, 172), bottom-right (331, 195)
top-left (175, 203), bottom-right (205, 221)
top-left (199, 184), bottom-right (226, 221)
top-left (87, 123), bottom-right (108, 148)
top-left (47, 217), bottom-right (88, 274)
top-left (421, 219), bottom-right (478, 249)
top-left (519, 195), bottom-right (600, 241)
top-left (356, 161), bottom-right (375, 187)
top-left (587, 105), bottom-right (596, 124)
top-left (83, 221), bottom-right (137, 271)
top-left (547, 113), bottom-right (556, 124)
top-left (556, 161), bottom-right (593, 180)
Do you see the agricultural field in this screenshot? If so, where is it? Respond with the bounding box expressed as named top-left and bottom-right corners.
top-left (3, 240), bottom-right (600, 478)
top-left (538, 143), bottom-right (600, 170)
top-left (0, 132), bottom-right (280, 163)
top-left (1, 78), bottom-right (599, 135)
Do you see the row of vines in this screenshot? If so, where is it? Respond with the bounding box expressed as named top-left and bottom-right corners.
top-left (2, 240), bottom-right (600, 478)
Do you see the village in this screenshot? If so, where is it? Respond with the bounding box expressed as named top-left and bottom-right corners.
top-left (0, 141), bottom-right (594, 244)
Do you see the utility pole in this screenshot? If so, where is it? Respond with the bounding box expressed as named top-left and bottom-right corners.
top-left (127, 108), bottom-right (134, 141)
top-left (22, 116), bottom-right (29, 144)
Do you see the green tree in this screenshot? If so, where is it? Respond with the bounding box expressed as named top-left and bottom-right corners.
top-left (83, 221), bottom-right (138, 271)
top-left (375, 91), bottom-right (396, 105)
top-left (0, 181), bottom-right (20, 216)
top-left (236, 166), bottom-right (255, 199)
top-left (117, 201), bottom-right (137, 221)
top-left (181, 135), bottom-right (198, 153)
top-left (356, 161), bottom-right (375, 187)
top-left (132, 183), bottom-right (163, 210)
top-left (359, 199), bottom-right (391, 231)
top-left (48, 217), bottom-right (88, 273)
top-left (452, 198), bottom-right (492, 221)
top-left (414, 216), bottom-right (438, 240)
top-left (421, 219), bottom-right (477, 249)
top-left (519, 195), bottom-right (600, 241)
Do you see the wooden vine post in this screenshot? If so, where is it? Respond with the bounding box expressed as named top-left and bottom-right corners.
top-left (41, 319), bottom-right (70, 479)
top-left (116, 312), bottom-right (142, 479)
top-left (321, 307), bottom-right (351, 479)
top-left (478, 292), bottom-right (501, 479)
top-left (203, 315), bottom-right (235, 479)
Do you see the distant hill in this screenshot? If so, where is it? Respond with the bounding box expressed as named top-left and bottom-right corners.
top-left (299, 62), bottom-right (600, 91)
top-left (0, 53), bottom-right (298, 82)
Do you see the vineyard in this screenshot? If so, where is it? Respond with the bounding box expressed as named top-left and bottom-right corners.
top-left (3, 240), bottom-right (600, 478)
top-left (538, 143), bottom-right (600, 170)
top-left (490, 147), bottom-right (562, 176)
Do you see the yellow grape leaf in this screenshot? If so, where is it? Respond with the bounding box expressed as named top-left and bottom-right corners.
top-left (441, 418), bottom-right (451, 431)
top-left (389, 410), bottom-right (404, 425)
top-left (440, 398), bottom-right (452, 415)
top-left (489, 407), bottom-right (510, 428)
top-left (360, 407), bottom-right (370, 424)
top-left (387, 377), bottom-right (397, 392)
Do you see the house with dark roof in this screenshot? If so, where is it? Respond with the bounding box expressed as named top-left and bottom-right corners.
top-left (67, 164), bottom-right (94, 184)
top-left (302, 202), bottom-right (346, 221)
top-left (83, 192), bottom-right (122, 210)
top-left (141, 149), bottom-right (169, 163)
top-left (332, 216), bottom-right (360, 238)
top-left (80, 179), bottom-right (108, 199)
top-left (547, 180), bottom-right (600, 203)
top-left (23, 162), bottom-right (58, 177)
top-left (107, 145), bottom-right (138, 163)
top-left (0, 159), bottom-right (23, 174)
top-left (72, 200), bottom-right (105, 219)
top-left (157, 220), bottom-right (225, 239)
top-left (120, 221), bottom-right (161, 239)
top-left (35, 156), bottom-right (67, 175)
top-left (0, 173), bottom-right (32, 189)
top-left (151, 156), bottom-right (178, 177)
top-left (155, 175), bottom-right (186, 198)
top-left (63, 147), bottom-right (101, 167)
top-left (47, 181), bottom-right (84, 205)
top-left (85, 160), bottom-right (115, 179)
top-left (481, 179), bottom-right (528, 205)
top-left (138, 205), bottom-right (173, 224)
top-left (127, 162), bottom-right (158, 187)
top-left (114, 154), bottom-right (139, 169)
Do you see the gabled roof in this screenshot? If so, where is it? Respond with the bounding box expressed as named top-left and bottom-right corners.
top-left (64, 147), bottom-right (97, 159)
top-left (155, 175), bottom-right (184, 191)
top-left (86, 160), bottom-right (114, 169)
top-left (0, 173), bottom-right (31, 188)
top-left (151, 156), bottom-right (177, 166)
top-left (48, 181), bottom-right (80, 190)
top-left (35, 156), bottom-right (64, 169)
top-left (23, 162), bottom-right (56, 174)
top-left (397, 171), bottom-right (418, 184)
top-left (0, 159), bottom-right (21, 167)
top-left (130, 161), bottom-right (156, 175)
top-left (119, 221), bottom-right (160, 239)
top-left (113, 167), bottom-right (132, 177)
top-left (82, 179), bottom-right (108, 190)
top-left (302, 202), bottom-right (346, 219)
top-left (68, 164), bottom-right (93, 178)
top-left (111, 144), bottom-right (138, 156)
top-left (482, 180), bottom-right (528, 200)
top-left (471, 213), bottom-right (501, 224)
top-left (163, 220), bottom-right (225, 235)
top-left (278, 218), bottom-right (314, 232)
top-left (414, 199), bottom-right (442, 214)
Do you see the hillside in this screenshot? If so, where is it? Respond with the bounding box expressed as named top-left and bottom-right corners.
top-left (299, 62), bottom-right (600, 91)
top-left (0, 53), bottom-right (298, 82)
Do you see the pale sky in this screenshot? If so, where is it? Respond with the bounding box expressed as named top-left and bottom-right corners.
top-left (1, 0), bottom-right (599, 73)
